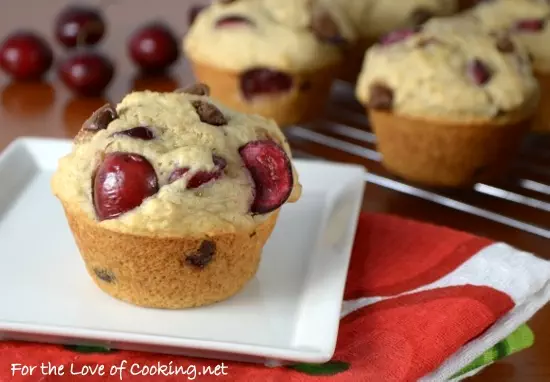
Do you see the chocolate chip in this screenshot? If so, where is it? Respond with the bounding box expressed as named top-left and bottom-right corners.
top-left (310, 8), bottom-right (346, 45)
top-left (191, 100), bottom-right (227, 126)
top-left (496, 36), bottom-right (515, 53)
top-left (94, 268), bottom-right (116, 283)
top-left (176, 83), bottom-right (210, 96)
top-left (368, 84), bottom-right (394, 111)
top-left (467, 59), bottom-right (492, 85)
top-left (249, 231), bottom-right (257, 238)
top-left (83, 104), bottom-right (117, 131)
top-left (185, 240), bottom-right (216, 268)
top-left (410, 8), bottom-right (434, 26)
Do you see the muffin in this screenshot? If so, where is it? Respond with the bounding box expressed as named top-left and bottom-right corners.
top-left (184, 0), bottom-right (356, 127)
top-left (51, 84), bottom-right (302, 309)
top-left (335, 0), bottom-right (458, 83)
top-left (468, 0), bottom-right (550, 133)
top-left (355, 20), bottom-right (539, 187)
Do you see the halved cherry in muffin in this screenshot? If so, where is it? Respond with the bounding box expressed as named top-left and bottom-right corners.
top-left (168, 155), bottom-right (227, 189)
top-left (93, 152), bottom-right (159, 220)
top-left (239, 140), bottom-right (293, 214)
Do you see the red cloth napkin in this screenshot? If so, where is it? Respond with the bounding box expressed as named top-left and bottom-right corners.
top-left (0, 213), bottom-right (521, 381)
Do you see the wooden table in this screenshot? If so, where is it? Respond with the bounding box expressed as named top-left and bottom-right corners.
top-left (1, 1), bottom-right (549, 380)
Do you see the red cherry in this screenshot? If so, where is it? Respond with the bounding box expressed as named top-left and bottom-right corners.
top-left (240, 68), bottom-right (293, 100)
top-left (128, 22), bottom-right (179, 73)
top-left (58, 51), bottom-right (114, 97)
top-left (0, 31), bottom-right (53, 81)
top-left (54, 6), bottom-right (105, 49)
top-left (467, 59), bottom-right (492, 86)
top-left (239, 140), bottom-right (293, 214)
top-left (93, 152), bottom-right (159, 220)
top-left (514, 18), bottom-right (546, 32)
top-left (168, 155), bottom-right (227, 189)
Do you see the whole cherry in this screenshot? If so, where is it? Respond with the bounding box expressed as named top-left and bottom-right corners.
top-left (55, 6), bottom-right (106, 48)
top-left (58, 51), bottom-right (114, 97)
top-left (128, 22), bottom-right (180, 73)
top-left (0, 31), bottom-right (53, 81)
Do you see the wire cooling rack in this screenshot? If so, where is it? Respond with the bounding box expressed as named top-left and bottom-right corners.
top-left (285, 81), bottom-right (550, 240)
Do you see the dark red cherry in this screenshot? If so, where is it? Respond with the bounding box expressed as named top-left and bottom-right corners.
top-left (112, 126), bottom-right (155, 140)
top-left (467, 59), bottom-right (492, 85)
top-left (54, 6), bottom-right (105, 48)
top-left (514, 18), bottom-right (546, 32)
top-left (128, 22), bottom-right (179, 73)
top-left (380, 28), bottom-right (419, 45)
top-left (93, 152), bottom-right (159, 220)
top-left (239, 140), bottom-right (293, 214)
top-left (58, 51), bottom-right (114, 97)
top-left (0, 31), bottom-right (53, 81)
top-left (168, 155), bottom-right (227, 189)
top-left (215, 15), bottom-right (255, 28)
top-left (240, 68), bottom-right (293, 100)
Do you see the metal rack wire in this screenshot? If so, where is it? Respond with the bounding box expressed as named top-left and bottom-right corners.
top-left (285, 81), bottom-right (550, 240)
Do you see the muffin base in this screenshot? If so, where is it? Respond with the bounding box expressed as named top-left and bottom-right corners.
top-left (62, 203), bottom-right (279, 309)
top-left (190, 61), bottom-right (338, 127)
top-left (369, 108), bottom-right (533, 188)
top-left (533, 71), bottom-right (550, 134)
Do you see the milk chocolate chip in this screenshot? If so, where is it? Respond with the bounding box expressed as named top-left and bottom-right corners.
top-left (369, 83), bottom-right (394, 111)
top-left (84, 104), bottom-right (117, 131)
top-left (191, 100), bottom-right (227, 126)
top-left (185, 240), bottom-right (216, 268)
top-left (94, 268), bottom-right (116, 283)
top-left (176, 83), bottom-right (210, 96)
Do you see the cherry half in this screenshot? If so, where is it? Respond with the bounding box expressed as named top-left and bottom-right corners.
top-left (58, 51), bottom-right (114, 97)
top-left (128, 22), bottom-right (179, 73)
top-left (93, 152), bottom-right (159, 220)
top-left (239, 140), bottom-right (293, 214)
top-left (514, 18), bottom-right (546, 32)
top-left (168, 155), bottom-right (227, 189)
top-left (55, 6), bottom-right (106, 48)
top-left (0, 31), bottom-right (53, 81)
top-left (240, 68), bottom-right (293, 101)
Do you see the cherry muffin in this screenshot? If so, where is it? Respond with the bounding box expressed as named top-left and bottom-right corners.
top-left (468, 0), bottom-right (550, 133)
top-left (183, 0), bottom-right (356, 127)
top-left (336, 0), bottom-right (458, 82)
top-left (51, 84), bottom-right (302, 309)
top-left (355, 20), bottom-right (539, 187)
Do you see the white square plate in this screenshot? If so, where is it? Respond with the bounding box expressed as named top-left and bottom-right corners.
top-left (0, 137), bottom-right (366, 364)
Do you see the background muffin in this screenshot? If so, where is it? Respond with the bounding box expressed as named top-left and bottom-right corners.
top-left (336, 0), bottom-right (458, 82)
top-left (51, 85), bottom-right (302, 309)
top-left (468, 0), bottom-right (550, 133)
top-left (184, 0), bottom-right (356, 127)
top-left (355, 19), bottom-right (539, 187)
